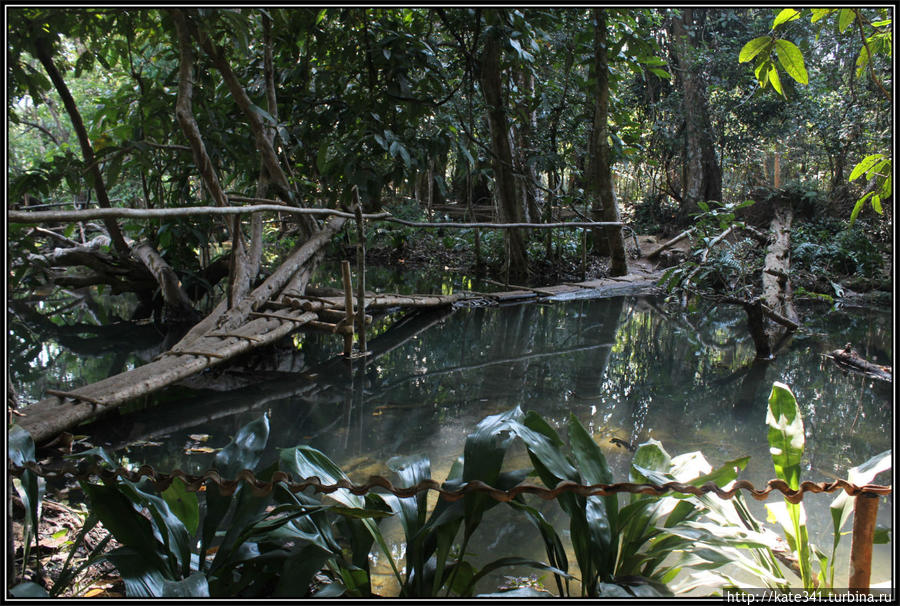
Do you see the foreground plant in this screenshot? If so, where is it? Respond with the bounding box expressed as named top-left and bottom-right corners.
top-left (763, 382), bottom-right (891, 592)
top-left (9, 385), bottom-right (891, 597)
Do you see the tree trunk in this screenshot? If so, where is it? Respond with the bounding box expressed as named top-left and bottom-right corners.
top-left (131, 242), bottom-right (196, 321)
top-left (670, 8), bottom-right (722, 220)
top-left (588, 9), bottom-right (628, 276)
top-left (479, 26), bottom-right (529, 280)
top-left (188, 11), bottom-right (318, 239)
top-left (761, 200), bottom-right (798, 338)
top-left (32, 37), bottom-right (131, 259)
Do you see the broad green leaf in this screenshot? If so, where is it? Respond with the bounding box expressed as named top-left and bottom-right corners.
top-left (878, 174), bottom-right (891, 198)
top-left (755, 60), bottom-right (772, 87)
top-left (649, 68), bottom-right (671, 80)
top-left (772, 9), bottom-right (801, 28)
top-left (273, 544), bottom-right (334, 597)
top-left (81, 482), bottom-right (166, 570)
top-left (739, 36), bottom-right (773, 63)
top-left (871, 194), bottom-right (882, 214)
top-left (838, 8), bottom-right (855, 32)
top-left (214, 414), bottom-right (269, 478)
top-left (811, 8), bottom-right (833, 23)
top-left (775, 40), bottom-right (809, 84)
top-left (830, 450), bottom-right (891, 535)
top-left (162, 477), bottom-right (199, 536)
top-left (630, 439), bottom-right (671, 481)
top-left (517, 412), bottom-right (578, 482)
top-left (849, 196), bottom-right (867, 226)
top-left (507, 500), bottom-right (569, 594)
top-left (8, 424), bottom-right (36, 467)
top-left (161, 572), bottom-right (209, 597)
top-left (856, 45), bottom-right (870, 76)
top-left (849, 154), bottom-right (886, 181)
top-left (766, 382), bottom-right (804, 490)
top-left (118, 478), bottom-right (193, 578)
top-left (768, 66), bottom-right (784, 96)
top-left (104, 546), bottom-right (167, 597)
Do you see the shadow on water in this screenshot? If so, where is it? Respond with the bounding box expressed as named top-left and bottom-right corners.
top-left (11, 292), bottom-right (893, 591)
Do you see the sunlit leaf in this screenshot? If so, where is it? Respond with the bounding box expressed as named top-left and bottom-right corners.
top-left (162, 477), bottom-right (199, 536)
top-left (772, 9), bottom-right (800, 28)
top-left (768, 66), bottom-right (784, 96)
top-left (848, 154), bottom-right (886, 181)
top-left (838, 8), bottom-right (856, 33)
top-left (766, 382), bottom-right (804, 490)
top-left (774, 39), bottom-right (808, 84)
top-left (739, 36), bottom-right (773, 63)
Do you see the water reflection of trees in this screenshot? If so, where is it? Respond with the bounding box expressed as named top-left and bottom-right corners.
top-left (32, 296), bottom-right (891, 488)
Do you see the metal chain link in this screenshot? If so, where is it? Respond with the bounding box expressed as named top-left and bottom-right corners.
top-left (9, 459), bottom-right (892, 503)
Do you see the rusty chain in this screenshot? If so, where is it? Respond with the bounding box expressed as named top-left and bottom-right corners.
top-left (8, 459), bottom-right (892, 504)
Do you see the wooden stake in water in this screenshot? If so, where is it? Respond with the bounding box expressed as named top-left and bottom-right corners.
top-left (341, 260), bottom-right (354, 358)
top-left (848, 492), bottom-right (880, 593)
top-left (355, 204), bottom-right (367, 355)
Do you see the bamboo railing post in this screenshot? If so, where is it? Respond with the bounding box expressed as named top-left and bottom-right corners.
top-left (354, 204), bottom-right (367, 355)
top-left (341, 260), bottom-right (354, 358)
top-left (848, 492), bottom-right (880, 593)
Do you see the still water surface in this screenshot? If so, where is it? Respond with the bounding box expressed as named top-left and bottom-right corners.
top-left (9, 291), bottom-right (893, 594)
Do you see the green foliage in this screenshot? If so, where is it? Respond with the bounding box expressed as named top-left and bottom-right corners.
top-left (738, 7), bottom-right (892, 231)
top-left (9, 386), bottom-right (892, 597)
top-left (659, 199), bottom-right (759, 297)
top-left (792, 224), bottom-right (882, 278)
top-left (763, 383), bottom-right (892, 592)
top-left (848, 154), bottom-right (892, 225)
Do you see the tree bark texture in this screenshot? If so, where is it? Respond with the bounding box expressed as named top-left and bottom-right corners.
top-left (171, 9), bottom-right (229, 209)
top-left (588, 9), bottom-right (628, 276)
top-left (189, 13), bottom-right (319, 240)
top-left (131, 242), bottom-right (195, 319)
top-left (670, 8), bottom-right (722, 219)
top-left (479, 29), bottom-right (529, 280)
top-left (171, 214), bottom-right (347, 353)
top-left (761, 200), bottom-right (798, 340)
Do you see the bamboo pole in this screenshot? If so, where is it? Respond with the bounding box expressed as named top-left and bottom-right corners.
top-left (355, 203), bottom-right (367, 355)
top-left (9, 206), bottom-right (621, 230)
top-left (848, 492), bottom-right (880, 593)
top-left (341, 260), bottom-right (355, 358)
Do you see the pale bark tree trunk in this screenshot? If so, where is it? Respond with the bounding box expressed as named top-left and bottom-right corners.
top-left (670, 8), bottom-right (722, 220)
top-left (479, 27), bottom-right (528, 280)
top-left (588, 9), bottom-right (628, 276)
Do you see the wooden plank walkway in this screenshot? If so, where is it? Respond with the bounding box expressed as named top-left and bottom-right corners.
top-left (13, 267), bottom-right (662, 444)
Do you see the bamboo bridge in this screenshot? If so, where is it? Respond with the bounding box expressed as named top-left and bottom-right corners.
top-left (11, 255), bottom-right (662, 445)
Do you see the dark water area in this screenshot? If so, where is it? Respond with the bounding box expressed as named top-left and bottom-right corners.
top-left (8, 290), bottom-right (894, 591)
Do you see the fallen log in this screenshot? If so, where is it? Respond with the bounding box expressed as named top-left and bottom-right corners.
top-left (826, 345), bottom-right (892, 383)
top-left (646, 228), bottom-right (694, 260)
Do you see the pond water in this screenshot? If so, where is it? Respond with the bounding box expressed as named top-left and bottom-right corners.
top-left (8, 287), bottom-right (894, 595)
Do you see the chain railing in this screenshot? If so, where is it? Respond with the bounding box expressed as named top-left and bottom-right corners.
top-left (9, 459), bottom-right (891, 592)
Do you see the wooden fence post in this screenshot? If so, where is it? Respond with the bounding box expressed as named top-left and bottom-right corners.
top-left (341, 260), bottom-right (354, 358)
top-left (848, 492), bottom-right (880, 593)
